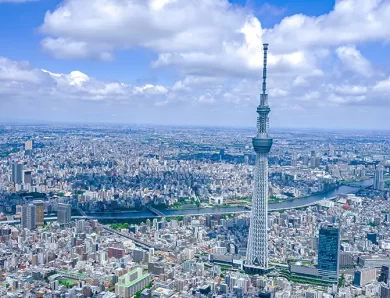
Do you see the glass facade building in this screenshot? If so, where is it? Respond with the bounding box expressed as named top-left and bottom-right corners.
top-left (318, 224), bottom-right (340, 283)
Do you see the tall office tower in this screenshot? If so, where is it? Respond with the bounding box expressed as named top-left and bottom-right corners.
top-left (23, 170), bottom-right (32, 185)
top-left (57, 203), bottom-right (72, 224)
top-left (24, 140), bottom-right (33, 155)
top-left (245, 44), bottom-right (272, 273)
top-left (379, 265), bottom-right (390, 284)
top-left (374, 167), bottom-right (385, 191)
top-left (11, 162), bottom-right (24, 184)
top-left (367, 232), bottom-right (378, 245)
top-left (318, 224), bottom-right (340, 283)
top-left (380, 283), bottom-right (390, 298)
top-left (158, 143), bottom-right (165, 161)
top-left (303, 155), bottom-right (309, 166)
top-left (21, 204), bottom-right (36, 230)
top-left (291, 152), bottom-right (297, 167)
top-left (33, 200), bottom-right (44, 227)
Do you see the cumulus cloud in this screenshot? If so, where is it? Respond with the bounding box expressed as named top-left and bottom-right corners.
top-left (336, 46), bottom-right (374, 77)
top-left (264, 0), bottom-right (390, 53)
top-left (3, 0), bottom-right (390, 127)
top-left (0, 57), bottom-right (168, 103)
top-left (39, 0), bottom-right (320, 78)
top-left (40, 0), bottom-right (247, 59)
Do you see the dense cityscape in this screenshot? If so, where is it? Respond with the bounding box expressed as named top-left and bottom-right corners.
top-left (1, 0), bottom-right (390, 297)
top-left (0, 120), bottom-right (389, 298)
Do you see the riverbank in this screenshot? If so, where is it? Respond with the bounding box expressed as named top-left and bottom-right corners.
top-left (84, 178), bottom-right (373, 220)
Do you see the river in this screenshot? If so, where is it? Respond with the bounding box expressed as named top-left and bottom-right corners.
top-left (87, 179), bottom-right (373, 219)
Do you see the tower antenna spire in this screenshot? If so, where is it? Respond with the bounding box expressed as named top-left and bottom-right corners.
top-left (262, 43), bottom-right (268, 96)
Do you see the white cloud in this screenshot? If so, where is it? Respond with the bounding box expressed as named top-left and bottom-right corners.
top-left (39, 0), bottom-right (319, 77)
top-left (336, 46), bottom-right (374, 77)
top-left (0, 57), bottom-right (49, 84)
top-left (264, 0), bottom-right (390, 53)
top-left (41, 37), bottom-right (113, 61)
top-left (3, 0), bottom-right (390, 127)
top-left (373, 77), bottom-right (390, 93)
top-left (330, 84), bottom-right (368, 96)
top-left (0, 56), bottom-right (168, 103)
top-left (40, 0), bottom-right (247, 59)
top-left (38, 0), bottom-right (390, 84)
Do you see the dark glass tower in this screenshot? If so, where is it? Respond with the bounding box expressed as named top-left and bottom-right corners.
top-left (318, 224), bottom-right (340, 282)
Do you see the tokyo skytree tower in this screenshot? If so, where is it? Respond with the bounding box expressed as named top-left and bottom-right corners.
top-left (245, 43), bottom-right (273, 273)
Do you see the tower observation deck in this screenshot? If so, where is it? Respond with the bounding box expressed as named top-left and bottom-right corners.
top-left (245, 43), bottom-right (273, 274)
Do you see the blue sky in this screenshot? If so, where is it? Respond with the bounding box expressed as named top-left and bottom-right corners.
top-left (0, 0), bottom-right (390, 129)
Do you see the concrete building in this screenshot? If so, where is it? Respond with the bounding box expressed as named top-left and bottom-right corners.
top-left (25, 140), bottom-right (33, 151)
top-left (115, 267), bottom-right (151, 298)
top-left (380, 283), bottom-right (390, 298)
top-left (358, 255), bottom-right (390, 268)
top-left (21, 204), bottom-right (36, 230)
top-left (57, 203), bottom-right (72, 224)
top-left (374, 167), bottom-right (385, 191)
top-left (108, 247), bottom-right (125, 259)
top-left (23, 170), bottom-right (32, 185)
top-left (353, 268), bottom-right (377, 287)
top-left (12, 162), bottom-right (24, 184)
top-left (33, 200), bottom-right (45, 227)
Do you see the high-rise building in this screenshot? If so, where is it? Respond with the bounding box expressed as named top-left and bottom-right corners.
top-left (379, 265), bottom-right (390, 284)
top-left (291, 152), bottom-right (297, 167)
top-left (367, 232), bottom-right (378, 245)
top-left (380, 283), bottom-right (390, 298)
top-left (115, 268), bottom-right (151, 298)
top-left (374, 167), bottom-right (385, 191)
top-left (158, 143), bottom-right (165, 161)
top-left (76, 220), bottom-right (86, 233)
top-left (21, 204), bottom-right (36, 230)
top-left (354, 268), bottom-right (377, 287)
top-left (24, 140), bottom-right (33, 155)
top-left (245, 44), bottom-right (272, 274)
top-left (23, 170), bottom-right (32, 185)
top-left (11, 162), bottom-right (24, 184)
top-left (33, 200), bottom-right (44, 227)
top-left (303, 155), bottom-right (309, 166)
top-left (57, 203), bottom-right (72, 224)
top-left (25, 140), bottom-right (32, 151)
top-left (318, 224), bottom-right (340, 283)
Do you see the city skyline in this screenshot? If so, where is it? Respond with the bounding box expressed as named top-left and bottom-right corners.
top-left (1, 1), bottom-right (390, 296)
top-left (1, 0), bottom-right (390, 129)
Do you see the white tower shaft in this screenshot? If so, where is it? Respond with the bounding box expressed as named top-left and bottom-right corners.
top-left (245, 43), bottom-right (272, 272)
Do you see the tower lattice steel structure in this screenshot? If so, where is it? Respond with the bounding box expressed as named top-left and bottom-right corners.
top-left (245, 43), bottom-right (273, 272)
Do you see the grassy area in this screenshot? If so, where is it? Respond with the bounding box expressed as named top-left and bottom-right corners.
top-left (170, 197), bottom-right (200, 209)
top-left (110, 223), bottom-right (130, 230)
top-left (269, 196), bottom-right (287, 203)
top-left (134, 282), bottom-right (153, 298)
top-left (166, 216), bottom-right (184, 221)
top-left (59, 279), bottom-right (78, 288)
top-left (279, 269), bottom-right (334, 286)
